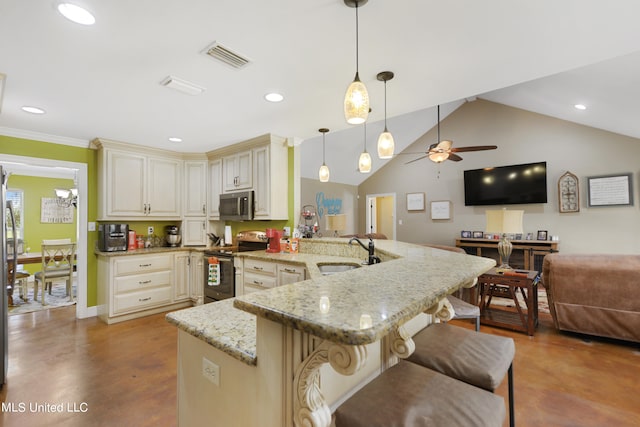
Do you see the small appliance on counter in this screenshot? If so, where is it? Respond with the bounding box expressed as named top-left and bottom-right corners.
top-left (164, 225), bottom-right (181, 247)
top-left (98, 223), bottom-right (129, 252)
top-left (265, 228), bottom-right (282, 253)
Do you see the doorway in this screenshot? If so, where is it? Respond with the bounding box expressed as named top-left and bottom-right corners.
top-left (366, 193), bottom-right (396, 240)
top-left (1, 154), bottom-right (88, 319)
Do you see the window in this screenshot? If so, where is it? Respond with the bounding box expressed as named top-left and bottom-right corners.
top-left (6, 189), bottom-right (24, 240)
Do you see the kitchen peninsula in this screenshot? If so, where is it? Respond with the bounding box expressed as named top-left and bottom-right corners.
top-left (166, 238), bottom-right (495, 427)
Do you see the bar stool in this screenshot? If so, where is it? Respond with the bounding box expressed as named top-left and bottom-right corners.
top-left (448, 294), bottom-right (481, 331)
top-left (334, 360), bottom-right (506, 427)
top-left (406, 323), bottom-right (516, 427)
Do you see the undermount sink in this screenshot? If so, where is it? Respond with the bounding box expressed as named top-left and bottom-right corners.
top-left (317, 263), bottom-right (361, 275)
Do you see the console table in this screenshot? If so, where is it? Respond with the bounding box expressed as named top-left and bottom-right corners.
top-left (455, 238), bottom-right (558, 271)
top-left (477, 268), bottom-right (540, 335)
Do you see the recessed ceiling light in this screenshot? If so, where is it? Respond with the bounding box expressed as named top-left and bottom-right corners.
top-left (574, 104), bottom-right (587, 110)
top-left (57, 3), bottom-right (96, 25)
top-left (168, 137), bottom-right (182, 143)
top-left (264, 92), bottom-right (284, 103)
top-left (21, 106), bottom-right (46, 114)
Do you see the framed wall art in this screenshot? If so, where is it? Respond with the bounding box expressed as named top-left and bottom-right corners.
top-left (558, 171), bottom-right (580, 213)
top-left (587, 173), bottom-right (633, 207)
top-left (430, 200), bottom-right (451, 220)
top-left (406, 192), bottom-right (425, 211)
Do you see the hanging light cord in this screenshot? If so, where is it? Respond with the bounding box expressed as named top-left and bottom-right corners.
top-left (437, 104), bottom-right (441, 142)
top-left (355, 1), bottom-right (360, 73)
top-left (363, 121), bottom-right (367, 152)
top-left (322, 133), bottom-right (326, 164)
top-left (384, 80), bottom-right (388, 130)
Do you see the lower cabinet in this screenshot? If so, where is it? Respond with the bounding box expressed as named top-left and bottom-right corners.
top-left (189, 252), bottom-right (204, 305)
top-left (239, 258), bottom-right (306, 295)
top-left (98, 252), bottom-right (193, 324)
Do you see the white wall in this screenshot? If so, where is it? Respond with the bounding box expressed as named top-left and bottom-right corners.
top-left (358, 99), bottom-right (640, 254)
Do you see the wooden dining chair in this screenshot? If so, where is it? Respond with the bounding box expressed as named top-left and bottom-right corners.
top-left (33, 239), bottom-right (76, 306)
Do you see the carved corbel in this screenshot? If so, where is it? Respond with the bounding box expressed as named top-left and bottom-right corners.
top-left (389, 324), bottom-right (415, 359)
top-left (425, 296), bottom-right (455, 322)
top-left (293, 340), bottom-right (367, 427)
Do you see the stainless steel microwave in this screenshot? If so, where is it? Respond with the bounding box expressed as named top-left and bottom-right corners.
top-left (219, 191), bottom-right (254, 221)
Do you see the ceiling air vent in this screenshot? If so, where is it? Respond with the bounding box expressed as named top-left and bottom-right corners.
top-left (202, 41), bottom-right (251, 69)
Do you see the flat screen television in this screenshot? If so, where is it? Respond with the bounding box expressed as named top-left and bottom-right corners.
top-left (464, 161), bottom-right (548, 206)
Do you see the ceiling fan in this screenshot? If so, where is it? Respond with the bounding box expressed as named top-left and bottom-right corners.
top-left (405, 105), bottom-right (497, 164)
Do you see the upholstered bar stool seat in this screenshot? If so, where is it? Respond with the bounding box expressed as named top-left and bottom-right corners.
top-left (447, 294), bottom-right (481, 331)
top-left (407, 323), bottom-right (516, 427)
top-left (334, 360), bottom-right (505, 427)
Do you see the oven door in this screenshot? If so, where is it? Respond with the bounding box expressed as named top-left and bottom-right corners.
top-left (204, 256), bottom-right (235, 302)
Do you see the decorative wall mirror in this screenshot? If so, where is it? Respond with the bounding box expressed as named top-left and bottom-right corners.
top-left (558, 171), bottom-right (579, 213)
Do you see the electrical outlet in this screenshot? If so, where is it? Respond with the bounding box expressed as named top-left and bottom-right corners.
top-left (148, 226), bottom-right (154, 235)
top-left (283, 227), bottom-right (291, 237)
top-left (202, 357), bottom-right (220, 386)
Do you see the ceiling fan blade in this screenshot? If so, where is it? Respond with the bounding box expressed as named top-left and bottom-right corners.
top-left (448, 153), bottom-right (463, 161)
top-left (450, 145), bottom-right (498, 153)
top-left (405, 155), bottom-right (429, 164)
top-left (436, 140), bottom-right (453, 151)
top-left (396, 151), bottom-right (429, 155)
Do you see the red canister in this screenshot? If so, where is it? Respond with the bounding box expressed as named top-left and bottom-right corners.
top-left (128, 230), bottom-right (137, 251)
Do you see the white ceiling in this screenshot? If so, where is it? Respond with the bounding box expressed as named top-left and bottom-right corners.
top-left (2, 1), bottom-right (640, 185)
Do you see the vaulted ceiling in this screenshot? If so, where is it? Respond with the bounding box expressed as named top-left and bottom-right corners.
top-left (2, 1), bottom-right (640, 185)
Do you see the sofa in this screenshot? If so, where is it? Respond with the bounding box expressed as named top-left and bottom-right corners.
top-left (542, 253), bottom-right (640, 343)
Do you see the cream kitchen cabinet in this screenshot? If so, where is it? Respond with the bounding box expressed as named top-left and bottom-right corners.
top-left (222, 150), bottom-right (252, 192)
top-left (189, 252), bottom-right (204, 305)
top-left (92, 139), bottom-right (182, 220)
top-left (239, 258), bottom-right (306, 295)
top-left (208, 158), bottom-right (222, 219)
top-left (97, 252), bottom-right (191, 324)
top-left (182, 218), bottom-right (208, 246)
top-left (252, 138), bottom-right (288, 220)
top-left (174, 252), bottom-right (191, 302)
top-left (183, 159), bottom-right (208, 217)
top-left (277, 263), bottom-right (306, 285)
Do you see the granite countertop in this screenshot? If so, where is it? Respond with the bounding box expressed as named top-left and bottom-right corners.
top-left (166, 298), bottom-right (257, 366)
top-left (234, 238), bottom-right (495, 346)
top-left (166, 238), bottom-right (495, 365)
top-left (95, 246), bottom-right (208, 257)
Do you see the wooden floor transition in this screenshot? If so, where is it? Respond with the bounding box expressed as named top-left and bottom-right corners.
top-left (1, 306), bottom-right (639, 427)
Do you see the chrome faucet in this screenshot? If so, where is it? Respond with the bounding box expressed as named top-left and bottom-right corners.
top-left (348, 237), bottom-right (381, 265)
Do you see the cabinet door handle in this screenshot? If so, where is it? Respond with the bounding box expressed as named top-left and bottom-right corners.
top-left (284, 268), bottom-right (296, 273)
top-left (147, 203), bottom-right (151, 214)
top-left (202, 204), bottom-right (206, 214)
top-left (138, 280), bottom-right (152, 285)
top-left (253, 280), bottom-right (263, 285)
top-left (202, 221), bottom-right (205, 230)
top-left (139, 263), bottom-right (152, 267)
top-left (138, 297), bottom-right (152, 302)
top-left (252, 266), bottom-right (263, 271)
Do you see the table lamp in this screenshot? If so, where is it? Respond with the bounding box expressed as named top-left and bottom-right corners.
top-left (326, 214), bottom-right (347, 237)
top-left (485, 209), bottom-right (524, 270)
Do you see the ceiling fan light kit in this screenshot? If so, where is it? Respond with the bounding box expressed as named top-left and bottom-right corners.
top-left (377, 70), bottom-right (395, 159)
top-left (344, 0), bottom-right (369, 125)
top-left (318, 128), bottom-right (330, 182)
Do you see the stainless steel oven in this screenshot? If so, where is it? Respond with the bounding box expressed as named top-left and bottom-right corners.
top-left (203, 230), bottom-right (268, 303)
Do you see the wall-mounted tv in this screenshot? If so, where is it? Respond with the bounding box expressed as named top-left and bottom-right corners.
top-left (464, 161), bottom-right (548, 206)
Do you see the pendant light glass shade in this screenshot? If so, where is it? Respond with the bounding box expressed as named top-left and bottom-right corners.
top-left (344, 0), bottom-right (369, 125)
top-left (358, 151), bottom-right (372, 173)
top-left (319, 164), bottom-right (330, 182)
top-left (377, 129), bottom-right (395, 159)
top-left (344, 73), bottom-right (369, 125)
top-left (318, 128), bottom-right (330, 182)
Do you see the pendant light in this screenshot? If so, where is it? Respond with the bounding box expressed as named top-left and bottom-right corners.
top-left (343, 0), bottom-right (369, 125)
top-left (376, 71), bottom-right (395, 159)
top-left (318, 128), bottom-right (330, 182)
top-left (358, 120), bottom-right (372, 173)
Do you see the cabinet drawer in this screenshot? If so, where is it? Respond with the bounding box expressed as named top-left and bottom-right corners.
top-left (243, 272), bottom-right (276, 289)
top-left (278, 264), bottom-right (306, 276)
top-left (112, 286), bottom-right (172, 315)
top-left (114, 254), bottom-right (173, 276)
top-left (244, 259), bottom-right (277, 276)
top-left (114, 270), bottom-right (172, 293)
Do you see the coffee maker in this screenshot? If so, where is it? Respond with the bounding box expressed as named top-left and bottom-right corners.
top-left (265, 228), bottom-right (281, 253)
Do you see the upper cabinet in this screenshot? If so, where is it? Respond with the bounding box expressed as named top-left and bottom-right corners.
top-left (92, 139), bottom-right (182, 220)
top-left (208, 159), bottom-right (222, 219)
top-left (222, 150), bottom-right (252, 192)
top-left (207, 134), bottom-right (288, 220)
top-left (183, 159), bottom-right (208, 217)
